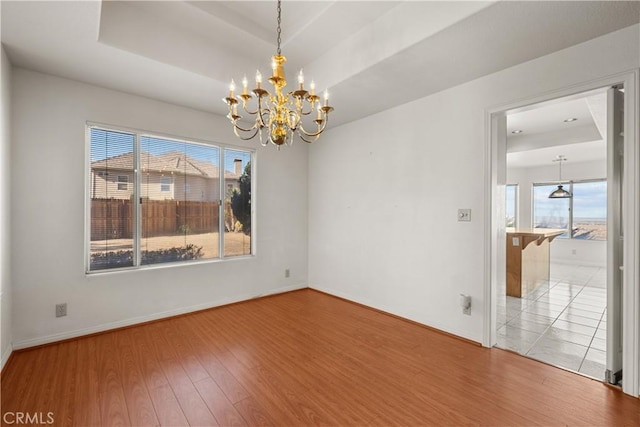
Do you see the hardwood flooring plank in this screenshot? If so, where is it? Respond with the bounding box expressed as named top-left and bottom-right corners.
top-left (130, 324), bottom-right (169, 391)
top-left (73, 337), bottom-right (102, 427)
top-left (2, 289), bottom-right (639, 426)
top-left (215, 351), bottom-right (303, 425)
top-left (116, 330), bottom-right (159, 426)
top-left (233, 396), bottom-right (276, 427)
top-left (193, 377), bottom-right (247, 427)
top-left (148, 383), bottom-right (189, 427)
top-left (33, 345), bottom-right (67, 420)
top-left (50, 340), bottom-right (78, 427)
top-left (160, 358), bottom-right (218, 426)
top-left (193, 349), bottom-right (250, 404)
top-left (95, 333), bottom-right (131, 426)
top-left (162, 317), bottom-right (210, 383)
top-left (1, 347), bottom-right (42, 415)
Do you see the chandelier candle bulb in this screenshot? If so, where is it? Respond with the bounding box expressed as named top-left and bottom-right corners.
top-left (317, 105), bottom-right (322, 120)
top-left (255, 70), bottom-right (262, 89)
top-left (310, 80), bottom-right (315, 95)
top-left (242, 76), bottom-right (248, 95)
top-left (229, 79), bottom-right (235, 98)
top-left (324, 89), bottom-right (329, 106)
top-left (298, 69), bottom-right (304, 90)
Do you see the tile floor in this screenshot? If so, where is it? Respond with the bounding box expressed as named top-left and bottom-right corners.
top-left (496, 263), bottom-right (607, 380)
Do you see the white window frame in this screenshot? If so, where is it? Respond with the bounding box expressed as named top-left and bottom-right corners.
top-left (85, 123), bottom-right (255, 273)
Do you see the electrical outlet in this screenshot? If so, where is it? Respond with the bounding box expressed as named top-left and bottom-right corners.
top-left (458, 209), bottom-right (471, 222)
top-left (459, 294), bottom-right (471, 316)
top-left (285, 269), bottom-right (290, 278)
top-left (56, 303), bottom-right (67, 318)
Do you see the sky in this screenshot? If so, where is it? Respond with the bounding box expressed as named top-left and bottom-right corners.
top-left (533, 181), bottom-right (607, 220)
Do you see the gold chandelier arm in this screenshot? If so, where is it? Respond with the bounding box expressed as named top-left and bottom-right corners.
top-left (233, 124), bottom-right (260, 141)
top-left (287, 110), bottom-right (301, 130)
top-left (298, 132), bottom-right (319, 144)
top-left (298, 97), bottom-right (316, 117)
top-left (298, 102), bottom-right (315, 116)
top-left (229, 118), bottom-right (259, 133)
top-left (242, 91), bottom-right (271, 116)
top-left (288, 91), bottom-right (315, 117)
top-left (298, 113), bottom-right (329, 138)
top-left (241, 101), bottom-right (260, 116)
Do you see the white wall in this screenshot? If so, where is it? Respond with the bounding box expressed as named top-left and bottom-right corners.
top-left (309, 24), bottom-right (639, 343)
top-left (11, 69), bottom-right (309, 348)
top-left (1, 45), bottom-right (13, 367)
top-left (508, 160), bottom-right (607, 267)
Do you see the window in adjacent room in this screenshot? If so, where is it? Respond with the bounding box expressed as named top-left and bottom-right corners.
top-left (532, 179), bottom-right (606, 240)
top-left (505, 184), bottom-right (518, 228)
top-left (572, 180), bottom-right (607, 240)
top-left (88, 125), bottom-right (254, 272)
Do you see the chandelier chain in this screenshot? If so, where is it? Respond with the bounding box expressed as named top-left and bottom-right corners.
top-left (276, 0), bottom-right (282, 55)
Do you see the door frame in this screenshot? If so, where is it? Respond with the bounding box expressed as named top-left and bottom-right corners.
top-left (483, 70), bottom-right (639, 397)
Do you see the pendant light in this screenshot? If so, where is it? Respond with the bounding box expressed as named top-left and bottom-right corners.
top-left (549, 155), bottom-right (572, 199)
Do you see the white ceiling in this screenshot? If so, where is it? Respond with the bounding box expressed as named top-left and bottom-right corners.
top-left (506, 90), bottom-right (608, 169)
top-left (2, 1), bottom-right (639, 128)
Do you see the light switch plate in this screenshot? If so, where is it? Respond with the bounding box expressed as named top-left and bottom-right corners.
top-left (458, 209), bottom-right (471, 222)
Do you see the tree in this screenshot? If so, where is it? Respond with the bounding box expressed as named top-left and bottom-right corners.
top-left (230, 161), bottom-right (251, 235)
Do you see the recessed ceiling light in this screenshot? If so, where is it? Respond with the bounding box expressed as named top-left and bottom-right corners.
top-left (511, 130), bottom-right (523, 134)
top-left (564, 117), bottom-right (578, 122)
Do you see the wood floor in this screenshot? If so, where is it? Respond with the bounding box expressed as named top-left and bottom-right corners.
top-left (2, 289), bottom-right (639, 426)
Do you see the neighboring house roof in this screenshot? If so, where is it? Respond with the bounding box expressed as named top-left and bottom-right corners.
top-left (92, 151), bottom-right (239, 180)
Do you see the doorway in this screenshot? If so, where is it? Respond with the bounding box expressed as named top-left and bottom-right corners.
top-left (484, 71), bottom-right (639, 396)
top-left (496, 87), bottom-right (610, 379)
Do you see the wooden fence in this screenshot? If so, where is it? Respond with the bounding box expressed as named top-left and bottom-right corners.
top-left (91, 198), bottom-right (220, 240)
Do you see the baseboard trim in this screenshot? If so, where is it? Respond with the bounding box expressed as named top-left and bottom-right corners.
top-left (1, 344), bottom-right (13, 373)
top-left (308, 285), bottom-right (481, 346)
top-left (13, 284), bottom-right (307, 350)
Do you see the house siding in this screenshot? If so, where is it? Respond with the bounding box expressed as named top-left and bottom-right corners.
top-left (92, 169), bottom-right (235, 202)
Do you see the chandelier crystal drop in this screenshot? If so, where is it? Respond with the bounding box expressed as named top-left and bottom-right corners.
top-left (223, 0), bottom-right (334, 148)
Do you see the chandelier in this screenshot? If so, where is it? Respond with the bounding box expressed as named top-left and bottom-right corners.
top-left (223, 0), bottom-right (334, 148)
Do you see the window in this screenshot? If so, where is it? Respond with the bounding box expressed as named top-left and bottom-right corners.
top-left (90, 129), bottom-right (135, 269)
top-left (88, 125), bottom-right (254, 272)
top-left (572, 180), bottom-right (607, 240)
top-left (505, 184), bottom-right (518, 227)
top-left (224, 149), bottom-right (252, 256)
top-left (117, 175), bottom-right (129, 191)
top-left (532, 180), bottom-right (606, 240)
top-left (160, 177), bottom-right (172, 192)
